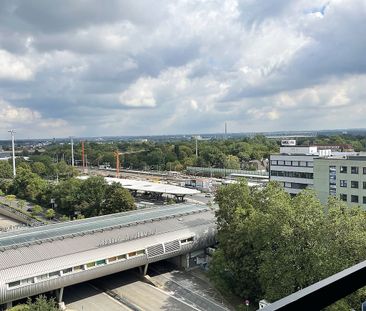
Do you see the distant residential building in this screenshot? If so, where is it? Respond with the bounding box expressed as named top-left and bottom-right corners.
top-left (314, 156), bottom-right (366, 207)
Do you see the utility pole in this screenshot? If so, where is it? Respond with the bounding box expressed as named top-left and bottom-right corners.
top-left (81, 141), bottom-right (85, 173)
top-left (8, 130), bottom-right (16, 177)
top-left (70, 137), bottom-right (74, 167)
top-left (195, 136), bottom-right (198, 158)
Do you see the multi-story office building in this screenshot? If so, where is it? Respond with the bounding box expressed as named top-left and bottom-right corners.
top-left (270, 146), bottom-right (333, 195)
top-left (313, 156), bottom-right (366, 207)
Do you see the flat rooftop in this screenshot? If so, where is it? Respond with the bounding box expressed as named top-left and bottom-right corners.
top-left (0, 204), bottom-right (209, 250)
top-left (78, 176), bottom-right (200, 196)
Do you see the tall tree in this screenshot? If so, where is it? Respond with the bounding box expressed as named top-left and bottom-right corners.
top-left (0, 161), bottom-right (12, 178)
top-left (210, 181), bottom-right (366, 310)
top-left (102, 182), bottom-right (135, 214)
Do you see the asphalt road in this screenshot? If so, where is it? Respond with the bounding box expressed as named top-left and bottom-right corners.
top-left (64, 283), bottom-right (132, 311)
top-left (91, 270), bottom-right (199, 311)
top-left (149, 266), bottom-right (232, 311)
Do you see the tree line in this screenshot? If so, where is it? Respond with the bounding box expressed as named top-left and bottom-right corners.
top-left (0, 166), bottom-right (135, 220)
top-left (210, 181), bottom-right (366, 310)
top-left (35, 135), bottom-right (279, 172)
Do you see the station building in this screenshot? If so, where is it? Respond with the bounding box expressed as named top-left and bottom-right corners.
top-left (0, 204), bottom-right (216, 309)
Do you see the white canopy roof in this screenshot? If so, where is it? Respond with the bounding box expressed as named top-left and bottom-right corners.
top-left (78, 176), bottom-right (200, 196)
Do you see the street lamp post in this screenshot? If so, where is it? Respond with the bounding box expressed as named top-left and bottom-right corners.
top-left (70, 136), bottom-right (74, 167)
top-left (8, 129), bottom-right (16, 177)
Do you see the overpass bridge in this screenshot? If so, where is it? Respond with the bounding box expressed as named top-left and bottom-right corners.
top-left (0, 204), bottom-right (216, 309)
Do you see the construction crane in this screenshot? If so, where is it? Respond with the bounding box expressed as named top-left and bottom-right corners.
top-left (114, 150), bottom-right (122, 178)
top-left (114, 149), bottom-right (146, 178)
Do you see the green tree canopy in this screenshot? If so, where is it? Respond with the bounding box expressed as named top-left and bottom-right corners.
top-left (210, 181), bottom-right (366, 310)
top-left (0, 161), bottom-right (12, 178)
top-left (8, 295), bottom-right (58, 311)
top-left (12, 168), bottom-right (47, 201)
top-left (102, 182), bottom-right (135, 214)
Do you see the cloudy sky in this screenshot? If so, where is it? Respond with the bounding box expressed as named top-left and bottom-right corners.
top-left (0, 0), bottom-right (365, 139)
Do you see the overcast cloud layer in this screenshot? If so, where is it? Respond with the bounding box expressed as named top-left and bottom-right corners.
top-left (0, 0), bottom-right (365, 139)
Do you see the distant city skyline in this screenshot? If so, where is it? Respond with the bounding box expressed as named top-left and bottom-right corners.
top-left (0, 0), bottom-right (365, 139)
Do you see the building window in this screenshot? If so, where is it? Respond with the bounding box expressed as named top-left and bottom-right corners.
top-left (73, 265), bottom-right (85, 272)
top-left (86, 262), bottom-right (96, 269)
top-left (363, 167), bottom-right (366, 175)
top-left (340, 180), bottom-right (347, 187)
top-left (8, 281), bottom-right (21, 288)
top-left (108, 256), bottom-right (117, 263)
top-left (117, 254), bottom-right (127, 261)
top-left (340, 194), bottom-right (347, 201)
top-left (307, 162), bottom-right (313, 167)
top-left (278, 160), bottom-right (285, 165)
top-left (351, 195), bottom-right (359, 203)
top-left (270, 171), bottom-right (313, 179)
top-left (285, 161), bottom-right (292, 166)
top-left (363, 197), bottom-right (366, 204)
top-left (136, 250), bottom-right (145, 256)
top-left (36, 274), bottom-right (48, 281)
top-left (96, 259), bottom-right (106, 266)
top-left (363, 182), bottom-right (366, 189)
top-left (292, 161), bottom-right (299, 166)
top-left (340, 166), bottom-right (347, 173)
top-left (351, 181), bottom-right (359, 188)
top-left (300, 161), bottom-right (307, 167)
top-left (181, 237), bottom-right (194, 244)
top-left (284, 182), bottom-right (292, 188)
top-left (128, 251), bottom-right (137, 257)
top-left (351, 167), bottom-right (359, 174)
top-left (21, 278), bottom-right (35, 285)
top-left (49, 271), bottom-right (60, 278)
top-left (62, 268), bottom-right (73, 274)
top-left (271, 160), bottom-right (277, 165)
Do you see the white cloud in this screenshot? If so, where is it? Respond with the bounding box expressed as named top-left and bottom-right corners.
top-left (0, 50), bottom-right (35, 80)
top-left (0, 0), bottom-right (365, 137)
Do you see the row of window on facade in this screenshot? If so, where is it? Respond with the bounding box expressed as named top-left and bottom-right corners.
top-left (7, 237), bottom-right (194, 289)
top-left (339, 166), bottom-right (366, 174)
top-left (339, 194), bottom-right (366, 204)
top-left (339, 180), bottom-right (366, 189)
top-left (283, 182), bottom-right (308, 190)
top-left (271, 160), bottom-right (313, 167)
top-left (270, 171), bottom-right (314, 179)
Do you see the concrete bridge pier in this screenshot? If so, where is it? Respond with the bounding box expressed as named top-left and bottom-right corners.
top-left (55, 287), bottom-right (65, 310)
top-left (138, 263), bottom-right (149, 276)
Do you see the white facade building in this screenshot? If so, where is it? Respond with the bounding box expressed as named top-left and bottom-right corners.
top-left (269, 145), bottom-right (330, 195)
top-left (270, 144), bottom-right (356, 195)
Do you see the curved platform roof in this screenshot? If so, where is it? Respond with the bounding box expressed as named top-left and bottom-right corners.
top-left (78, 176), bottom-right (200, 196)
top-left (0, 204), bottom-right (208, 250)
